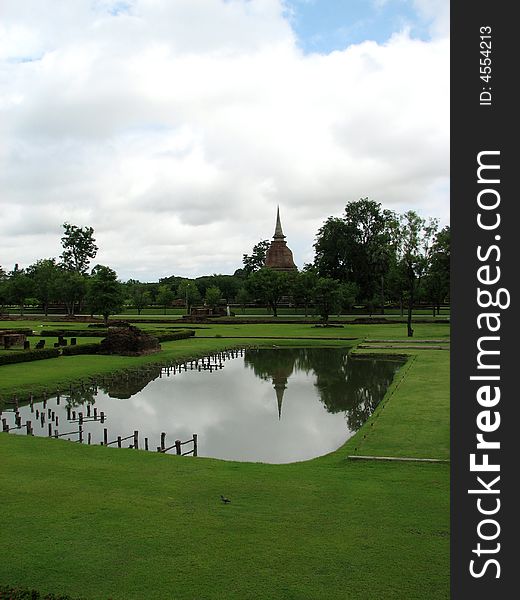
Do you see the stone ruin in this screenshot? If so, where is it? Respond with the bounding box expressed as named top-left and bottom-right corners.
top-left (99, 325), bottom-right (161, 356)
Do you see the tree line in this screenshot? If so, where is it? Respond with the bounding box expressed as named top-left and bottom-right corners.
top-left (0, 199), bottom-right (449, 335)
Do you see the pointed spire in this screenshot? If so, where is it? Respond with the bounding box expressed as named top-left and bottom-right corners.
top-left (273, 376), bottom-right (287, 421)
top-left (273, 205), bottom-right (286, 240)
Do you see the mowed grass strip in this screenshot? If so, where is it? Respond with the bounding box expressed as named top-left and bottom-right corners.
top-left (346, 350), bottom-right (450, 460)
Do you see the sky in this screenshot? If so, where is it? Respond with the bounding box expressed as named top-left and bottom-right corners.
top-left (0, 0), bottom-right (449, 281)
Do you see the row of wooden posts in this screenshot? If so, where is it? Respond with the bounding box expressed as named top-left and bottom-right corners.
top-left (2, 417), bottom-right (198, 457)
top-left (1, 347), bottom-right (249, 455)
top-left (0, 347), bottom-right (248, 409)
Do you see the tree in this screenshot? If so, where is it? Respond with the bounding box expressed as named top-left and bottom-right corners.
top-left (242, 240), bottom-right (270, 275)
top-left (0, 268), bottom-right (9, 314)
top-left (236, 287), bottom-right (250, 314)
top-left (339, 281), bottom-right (359, 314)
top-left (26, 258), bottom-right (62, 316)
top-left (86, 265), bottom-right (124, 326)
top-left (205, 286), bottom-right (222, 310)
top-left (313, 198), bottom-right (398, 311)
top-left (56, 269), bottom-right (87, 316)
top-left (313, 277), bottom-right (342, 324)
top-left (246, 268), bottom-right (290, 317)
top-left (126, 280), bottom-right (151, 315)
top-left (397, 211), bottom-right (438, 337)
top-left (177, 280), bottom-right (201, 314)
top-left (292, 269), bottom-right (318, 317)
top-left (424, 226), bottom-right (450, 316)
top-left (7, 266), bottom-right (34, 316)
top-left (60, 223), bottom-right (98, 274)
top-left (156, 285), bottom-right (174, 315)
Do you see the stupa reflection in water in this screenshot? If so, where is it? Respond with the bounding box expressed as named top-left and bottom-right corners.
top-left (244, 347), bottom-right (403, 431)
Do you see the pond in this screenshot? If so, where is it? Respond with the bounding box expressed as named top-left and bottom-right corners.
top-left (3, 348), bottom-right (405, 463)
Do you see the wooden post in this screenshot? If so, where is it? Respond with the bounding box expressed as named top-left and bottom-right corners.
top-left (103, 428), bottom-right (108, 446)
top-left (193, 434), bottom-right (198, 457)
top-left (117, 436), bottom-right (121, 448)
top-left (72, 411), bottom-right (76, 421)
top-left (100, 411), bottom-right (105, 423)
top-left (175, 440), bottom-right (181, 455)
top-left (145, 438), bottom-right (149, 451)
top-left (26, 421), bottom-right (32, 435)
top-left (160, 432), bottom-right (166, 451)
top-left (133, 430), bottom-right (139, 450)
top-left (48, 408), bottom-right (52, 419)
top-left (94, 407), bottom-right (98, 420)
top-left (48, 423), bottom-right (52, 437)
top-left (88, 432), bottom-right (91, 445)
top-left (51, 411), bottom-right (55, 421)
top-left (54, 430), bottom-right (59, 438)
top-left (87, 405), bottom-right (91, 417)
top-left (2, 418), bottom-right (7, 432)
top-left (55, 415), bottom-right (59, 427)
top-left (78, 412), bottom-right (83, 425)
top-left (79, 425), bottom-right (83, 443)
top-left (67, 407), bottom-right (71, 420)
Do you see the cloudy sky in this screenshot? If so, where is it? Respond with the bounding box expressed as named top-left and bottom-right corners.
top-left (0, 0), bottom-right (449, 281)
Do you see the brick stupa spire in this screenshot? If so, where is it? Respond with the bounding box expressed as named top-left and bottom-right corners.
top-left (264, 207), bottom-right (297, 272)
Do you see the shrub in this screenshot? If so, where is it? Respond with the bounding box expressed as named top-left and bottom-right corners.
top-left (0, 584), bottom-right (82, 599)
top-left (0, 348), bottom-right (60, 366)
top-left (40, 329), bottom-right (107, 338)
top-left (61, 343), bottom-right (100, 356)
top-left (153, 330), bottom-right (195, 342)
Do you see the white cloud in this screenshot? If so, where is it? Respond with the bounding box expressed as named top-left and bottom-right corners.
top-left (0, 0), bottom-right (449, 280)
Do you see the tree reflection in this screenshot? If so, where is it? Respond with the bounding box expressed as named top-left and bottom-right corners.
top-left (244, 348), bottom-right (404, 430)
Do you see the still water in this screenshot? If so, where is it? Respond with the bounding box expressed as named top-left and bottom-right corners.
top-left (5, 348), bottom-right (405, 463)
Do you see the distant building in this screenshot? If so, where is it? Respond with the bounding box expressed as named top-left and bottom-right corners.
top-left (264, 207), bottom-right (298, 272)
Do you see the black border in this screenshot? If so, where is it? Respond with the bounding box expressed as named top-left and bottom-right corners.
top-left (451, 2), bottom-right (516, 597)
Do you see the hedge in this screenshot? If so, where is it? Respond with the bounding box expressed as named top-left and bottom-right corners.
top-left (0, 585), bottom-right (83, 599)
top-left (40, 330), bottom-right (107, 338)
top-left (153, 330), bottom-right (195, 342)
top-left (61, 343), bottom-right (100, 356)
top-left (0, 348), bottom-right (60, 366)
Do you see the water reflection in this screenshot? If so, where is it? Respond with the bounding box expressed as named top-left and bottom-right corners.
top-left (4, 349), bottom-right (404, 463)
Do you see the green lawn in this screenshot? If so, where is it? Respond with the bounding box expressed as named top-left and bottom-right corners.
top-left (0, 321), bottom-right (450, 600)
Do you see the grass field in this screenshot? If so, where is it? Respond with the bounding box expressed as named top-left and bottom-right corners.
top-left (0, 320), bottom-right (450, 600)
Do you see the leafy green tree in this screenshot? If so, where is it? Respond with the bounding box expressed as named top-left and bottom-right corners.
top-left (57, 269), bottom-right (88, 316)
top-left (60, 223), bottom-right (98, 274)
top-left (292, 269), bottom-right (318, 317)
top-left (177, 280), bottom-right (201, 314)
top-left (0, 268), bottom-right (9, 314)
top-left (205, 286), bottom-right (222, 310)
top-left (156, 285), bottom-right (174, 315)
top-left (126, 280), bottom-right (151, 315)
top-left (423, 226), bottom-right (450, 316)
top-left (246, 268), bottom-right (291, 317)
top-left (26, 258), bottom-right (62, 316)
top-left (313, 277), bottom-right (342, 324)
top-left (313, 198), bottom-right (398, 311)
top-left (86, 265), bottom-right (123, 326)
top-left (236, 287), bottom-right (251, 314)
top-left (242, 240), bottom-right (270, 275)
top-left (7, 266), bottom-right (34, 316)
top-left (397, 211), bottom-right (438, 337)
top-left (339, 281), bottom-right (359, 314)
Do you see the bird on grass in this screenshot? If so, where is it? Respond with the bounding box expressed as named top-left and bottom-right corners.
top-left (220, 495), bottom-right (231, 504)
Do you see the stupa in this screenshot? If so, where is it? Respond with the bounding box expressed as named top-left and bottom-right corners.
top-left (264, 207), bottom-right (298, 272)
